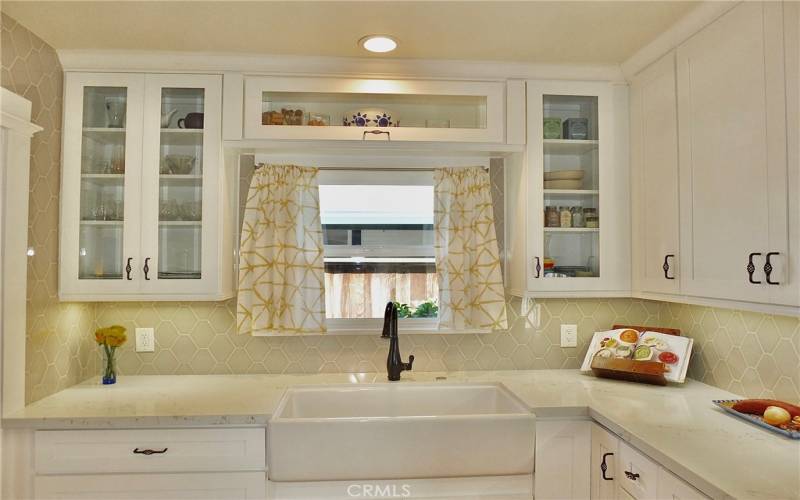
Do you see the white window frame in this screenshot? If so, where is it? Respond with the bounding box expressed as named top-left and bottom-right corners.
top-left (252, 153), bottom-right (490, 335)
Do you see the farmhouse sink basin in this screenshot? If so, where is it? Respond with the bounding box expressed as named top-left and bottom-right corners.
top-left (268, 383), bottom-right (536, 481)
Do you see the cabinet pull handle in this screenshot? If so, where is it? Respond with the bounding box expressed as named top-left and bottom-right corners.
top-left (133, 447), bottom-right (167, 455)
top-left (600, 452), bottom-right (614, 481)
top-left (534, 257), bottom-right (541, 278)
top-left (747, 252), bottom-right (762, 284)
top-left (362, 130), bottom-right (390, 141)
top-left (765, 252), bottom-right (780, 285)
top-left (624, 470), bottom-right (640, 481)
top-left (143, 258), bottom-right (151, 281)
top-left (125, 257), bottom-right (133, 280)
top-left (662, 254), bottom-right (675, 280)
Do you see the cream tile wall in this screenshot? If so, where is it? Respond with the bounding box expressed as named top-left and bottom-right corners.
top-left (1, 14), bottom-right (97, 404)
top-left (661, 303), bottom-right (800, 402)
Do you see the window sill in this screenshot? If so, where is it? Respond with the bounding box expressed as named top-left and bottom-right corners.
top-left (249, 318), bottom-right (491, 336)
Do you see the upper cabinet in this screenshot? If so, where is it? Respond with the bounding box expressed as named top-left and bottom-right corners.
top-left (60, 72), bottom-right (235, 301)
top-left (630, 52), bottom-right (680, 296)
top-left (631, 1), bottom-right (799, 312)
top-left (242, 76), bottom-right (509, 143)
top-left (508, 80), bottom-right (630, 297)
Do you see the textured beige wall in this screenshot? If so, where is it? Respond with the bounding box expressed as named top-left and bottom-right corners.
top-left (1, 14), bottom-right (96, 404)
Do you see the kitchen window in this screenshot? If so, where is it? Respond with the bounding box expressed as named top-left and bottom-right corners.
top-left (318, 169), bottom-right (438, 331)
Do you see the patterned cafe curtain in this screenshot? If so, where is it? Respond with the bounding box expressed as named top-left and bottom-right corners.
top-left (237, 165), bottom-right (326, 335)
top-left (434, 167), bottom-right (508, 331)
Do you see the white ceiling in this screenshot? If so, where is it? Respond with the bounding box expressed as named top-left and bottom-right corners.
top-left (1, 1), bottom-right (698, 64)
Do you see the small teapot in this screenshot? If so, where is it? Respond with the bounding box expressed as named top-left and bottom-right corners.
top-left (178, 112), bottom-right (204, 129)
top-left (161, 108), bottom-right (178, 128)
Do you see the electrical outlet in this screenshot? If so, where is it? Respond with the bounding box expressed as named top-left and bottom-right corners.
top-left (135, 328), bottom-right (155, 353)
top-left (560, 324), bottom-right (578, 347)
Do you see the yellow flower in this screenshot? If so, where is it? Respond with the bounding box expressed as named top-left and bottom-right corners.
top-left (94, 325), bottom-right (127, 347)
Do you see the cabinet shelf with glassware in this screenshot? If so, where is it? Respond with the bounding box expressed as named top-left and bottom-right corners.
top-left (241, 76), bottom-right (510, 143)
top-left (506, 81), bottom-right (630, 297)
top-left (59, 72), bottom-right (235, 301)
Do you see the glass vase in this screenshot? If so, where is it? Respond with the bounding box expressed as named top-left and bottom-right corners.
top-left (102, 346), bottom-right (117, 385)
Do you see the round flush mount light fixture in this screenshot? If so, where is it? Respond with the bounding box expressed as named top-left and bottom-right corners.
top-left (359, 35), bottom-right (398, 53)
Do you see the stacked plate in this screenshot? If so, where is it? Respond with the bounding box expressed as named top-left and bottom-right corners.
top-left (543, 170), bottom-right (584, 190)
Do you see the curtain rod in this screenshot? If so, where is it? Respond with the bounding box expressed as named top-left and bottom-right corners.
top-left (254, 164), bottom-right (489, 172)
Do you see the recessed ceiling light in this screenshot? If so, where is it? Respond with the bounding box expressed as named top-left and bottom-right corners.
top-left (359, 35), bottom-right (397, 53)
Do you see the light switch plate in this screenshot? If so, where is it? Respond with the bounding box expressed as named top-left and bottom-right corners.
top-left (560, 324), bottom-right (578, 347)
top-left (135, 328), bottom-right (155, 352)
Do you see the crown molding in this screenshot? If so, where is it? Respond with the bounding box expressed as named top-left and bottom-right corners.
top-left (621, 1), bottom-right (739, 80)
top-left (57, 50), bottom-right (625, 83)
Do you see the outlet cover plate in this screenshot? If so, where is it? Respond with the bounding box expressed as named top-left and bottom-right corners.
top-left (135, 328), bottom-right (155, 352)
top-left (560, 324), bottom-right (578, 347)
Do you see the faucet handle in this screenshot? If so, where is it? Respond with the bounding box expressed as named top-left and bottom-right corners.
top-left (405, 354), bottom-right (414, 371)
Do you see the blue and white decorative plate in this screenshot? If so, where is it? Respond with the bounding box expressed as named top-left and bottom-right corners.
top-left (343, 109), bottom-right (398, 127)
top-left (713, 400), bottom-right (800, 439)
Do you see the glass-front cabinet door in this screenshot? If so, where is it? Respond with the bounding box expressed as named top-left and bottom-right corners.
top-left (140, 74), bottom-right (223, 296)
top-left (243, 76), bottom-right (505, 143)
top-left (526, 81), bottom-right (629, 293)
top-left (60, 73), bottom-right (144, 298)
top-left (60, 72), bottom-right (229, 301)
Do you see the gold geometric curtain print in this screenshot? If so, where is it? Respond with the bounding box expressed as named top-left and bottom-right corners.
top-left (237, 165), bottom-right (327, 336)
top-left (434, 167), bottom-right (508, 331)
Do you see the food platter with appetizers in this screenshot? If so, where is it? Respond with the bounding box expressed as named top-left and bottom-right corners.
top-left (713, 399), bottom-right (800, 439)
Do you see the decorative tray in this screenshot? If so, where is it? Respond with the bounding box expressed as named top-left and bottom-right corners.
top-left (713, 400), bottom-right (800, 439)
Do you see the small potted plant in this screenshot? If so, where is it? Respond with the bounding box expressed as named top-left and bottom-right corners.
top-left (95, 325), bottom-right (127, 385)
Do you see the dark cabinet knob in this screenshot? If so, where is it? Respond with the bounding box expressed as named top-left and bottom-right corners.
top-left (624, 470), bottom-right (640, 481)
top-left (662, 254), bottom-right (675, 280)
top-left (132, 447), bottom-right (167, 455)
top-left (601, 452), bottom-right (614, 481)
top-left (765, 252), bottom-right (780, 285)
top-left (747, 252), bottom-right (762, 284)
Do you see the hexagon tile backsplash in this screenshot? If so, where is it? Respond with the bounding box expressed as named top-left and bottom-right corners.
top-left (2, 14), bottom-right (97, 404)
top-left (92, 298), bottom-right (800, 402)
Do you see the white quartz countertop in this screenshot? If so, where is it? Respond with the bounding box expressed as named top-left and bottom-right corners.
top-left (4, 370), bottom-right (799, 500)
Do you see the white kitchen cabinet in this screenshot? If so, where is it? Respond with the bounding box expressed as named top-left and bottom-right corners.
top-left (242, 76), bottom-right (507, 143)
top-left (617, 441), bottom-right (658, 499)
top-left (35, 472), bottom-right (265, 500)
top-left (35, 428), bottom-right (265, 474)
top-left (630, 51), bottom-right (680, 296)
top-left (656, 468), bottom-right (709, 500)
top-left (534, 420), bottom-right (591, 500)
top-left (509, 80), bottom-right (629, 297)
top-left (676, 1), bottom-right (794, 306)
top-left (590, 423), bottom-right (619, 500)
top-left (33, 428), bottom-right (267, 500)
top-left (60, 72), bottom-right (235, 301)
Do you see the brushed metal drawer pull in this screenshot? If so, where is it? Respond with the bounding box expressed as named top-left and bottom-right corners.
top-left (624, 470), bottom-right (640, 481)
top-left (133, 447), bottom-right (168, 455)
top-left (362, 130), bottom-right (390, 141)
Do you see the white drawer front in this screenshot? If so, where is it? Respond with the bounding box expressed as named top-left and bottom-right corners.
top-left (35, 472), bottom-right (265, 500)
top-left (35, 428), bottom-right (265, 474)
top-left (618, 442), bottom-right (658, 499)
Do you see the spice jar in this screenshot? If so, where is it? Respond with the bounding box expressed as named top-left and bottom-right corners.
top-left (559, 206), bottom-right (572, 228)
top-left (584, 208), bottom-right (599, 228)
top-left (571, 206), bottom-right (585, 227)
top-left (545, 206), bottom-right (560, 227)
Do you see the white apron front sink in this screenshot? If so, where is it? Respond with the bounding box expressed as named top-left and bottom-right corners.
top-left (268, 383), bottom-right (536, 481)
